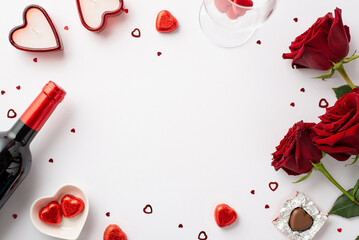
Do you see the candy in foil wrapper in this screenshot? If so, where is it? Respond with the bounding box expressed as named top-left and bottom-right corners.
top-left (273, 192), bottom-right (327, 240)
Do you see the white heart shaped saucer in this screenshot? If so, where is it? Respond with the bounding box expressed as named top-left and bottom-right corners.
top-left (30, 185), bottom-right (89, 240)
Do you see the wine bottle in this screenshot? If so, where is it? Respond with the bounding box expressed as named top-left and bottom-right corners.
top-left (0, 81), bottom-right (66, 209)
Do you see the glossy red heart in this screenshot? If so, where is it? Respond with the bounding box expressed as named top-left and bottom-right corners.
top-left (103, 224), bottom-right (127, 240)
top-left (61, 194), bottom-right (85, 218)
top-left (9, 5), bottom-right (62, 52)
top-left (39, 201), bottom-right (62, 225)
top-left (214, 204), bottom-right (237, 227)
top-left (156, 10), bottom-right (178, 33)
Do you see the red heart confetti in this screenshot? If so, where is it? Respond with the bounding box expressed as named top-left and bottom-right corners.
top-left (337, 228), bottom-right (342, 233)
top-left (319, 98), bottom-right (329, 108)
top-left (143, 204), bottom-right (153, 214)
top-left (49, 158), bottom-right (54, 163)
top-left (1, 90), bottom-right (5, 95)
top-left (293, 18), bottom-right (298, 22)
top-left (71, 128), bottom-right (76, 133)
top-left (215, 204), bottom-right (237, 227)
top-left (103, 224), bottom-right (127, 240)
top-left (124, 9), bottom-right (129, 14)
top-left (250, 190), bottom-right (255, 195)
top-left (16, 85), bottom-right (21, 90)
top-left (7, 109), bottom-right (17, 119)
top-left (157, 52), bottom-right (162, 56)
top-left (326, 214), bottom-right (329, 218)
top-left (131, 28), bottom-right (141, 38)
top-left (39, 201), bottom-right (62, 225)
top-left (256, 40), bottom-right (261, 45)
top-left (269, 182), bottom-right (278, 191)
top-left (265, 204), bottom-right (270, 209)
top-left (106, 212), bottom-right (111, 217)
top-left (64, 26), bottom-right (69, 30)
top-left (300, 88), bottom-right (305, 92)
top-left (61, 194), bottom-right (85, 218)
top-left (33, 58), bottom-right (38, 62)
top-left (178, 224), bottom-right (183, 228)
top-left (156, 10), bottom-right (178, 33)
top-left (12, 214), bottom-right (18, 219)
top-left (290, 102), bottom-right (295, 107)
top-left (198, 231), bottom-right (208, 240)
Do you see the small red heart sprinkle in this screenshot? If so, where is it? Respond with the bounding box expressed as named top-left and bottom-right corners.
top-left (124, 9), bottom-right (128, 13)
top-left (7, 109), bottom-right (17, 119)
top-left (103, 224), bottom-right (127, 240)
top-left (250, 190), bottom-right (255, 195)
top-left (319, 98), bottom-right (329, 108)
top-left (49, 158), bottom-right (54, 163)
top-left (33, 58), bottom-right (38, 62)
top-left (64, 26), bottom-right (69, 30)
top-left (265, 204), bottom-right (270, 209)
top-left (143, 204), bottom-right (153, 214)
top-left (198, 231), bottom-right (208, 240)
top-left (131, 28), bottom-right (141, 38)
top-left (293, 18), bottom-right (298, 22)
top-left (157, 52), bottom-right (162, 56)
top-left (215, 204), bottom-right (237, 227)
top-left (71, 128), bottom-right (76, 133)
top-left (61, 194), bottom-right (85, 218)
top-left (16, 85), bottom-right (21, 90)
top-left (178, 224), bottom-right (183, 228)
top-left (106, 212), bottom-right (110, 217)
top-left (256, 40), bottom-right (261, 45)
top-left (12, 214), bottom-right (18, 219)
top-left (1, 90), bottom-right (5, 95)
top-left (39, 201), bottom-right (62, 225)
top-left (290, 102), bottom-right (295, 107)
top-left (269, 182), bottom-right (278, 191)
top-left (300, 88), bottom-right (305, 92)
top-left (156, 10), bottom-right (178, 33)
top-left (337, 228), bottom-right (342, 233)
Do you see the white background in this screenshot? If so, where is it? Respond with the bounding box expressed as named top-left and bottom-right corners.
top-left (1, 0), bottom-right (359, 239)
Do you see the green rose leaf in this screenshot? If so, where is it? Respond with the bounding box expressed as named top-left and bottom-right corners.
top-left (329, 188), bottom-right (359, 218)
top-left (353, 178), bottom-right (359, 199)
top-left (315, 67), bottom-right (335, 79)
top-left (356, 236), bottom-right (359, 240)
top-left (332, 85), bottom-right (353, 99)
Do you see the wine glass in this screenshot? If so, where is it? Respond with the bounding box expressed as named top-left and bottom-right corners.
top-left (199, 0), bottom-right (277, 47)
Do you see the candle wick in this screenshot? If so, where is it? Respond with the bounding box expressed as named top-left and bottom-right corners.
top-left (30, 28), bottom-right (40, 36)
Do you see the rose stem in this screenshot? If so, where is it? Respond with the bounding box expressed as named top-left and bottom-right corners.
top-left (336, 64), bottom-right (356, 89)
top-left (313, 162), bottom-right (359, 205)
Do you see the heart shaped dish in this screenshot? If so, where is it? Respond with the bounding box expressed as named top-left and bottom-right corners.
top-left (30, 185), bottom-right (89, 240)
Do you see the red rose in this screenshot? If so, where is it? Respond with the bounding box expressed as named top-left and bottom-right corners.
top-left (272, 121), bottom-right (322, 175)
top-left (312, 90), bottom-right (359, 161)
top-left (283, 8), bottom-right (350, 70)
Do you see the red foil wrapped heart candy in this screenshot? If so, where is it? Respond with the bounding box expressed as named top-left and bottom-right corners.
top-left (61, 194), bottom-right (85, 218)
top-left (215, 204), bottom-right (237, 227)
top-left (156, 10), bottom-right (178, 33)
top-left (39, 201), bottom-right (62, 225)
top-left (104, 224), bottom-right (127, 240)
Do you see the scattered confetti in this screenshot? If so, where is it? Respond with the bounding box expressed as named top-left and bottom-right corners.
top-left (256, 40), bottom-right (261, 45)
top-left (71, 128), bottom-right (76, 133)
top-left (250, 190), bottom-right (255, 195)
top-left (290, 102), bottom-right (295, 107)
top-left (64, 26), bottom-right (69, 30)
top-left (269, 182), bottom-right (278, 191)
top-left (293, 18), bottom-right (298, 22)
top-left (198, 231), bottom-right (208, 240)
top-left (49, 158), bottom-right (54, 163)
top-left (12, 214), bottom-right (17, 219)
top-left (300, 88), bottom-right (305, 92)
top-left (265, 204), bottom-right (270, 209)
top-left (178, 224), bottom-right (183, 228)
top-left (106, 212), bottom-right (110, 217)
top-left (157, 52), bottom-right (162, 56)
top-left (319, 98), bottom-right (329, 108)
top-left (16, 85), bottom-right (21, 90)
top-left (7, 109), bottom-right (17, 119)
top-left (131, 28), bottom-right (141, 38)
top-left (337, 228), bottom-right (342, 233)
top-left (124, 9), bottom-right (128, 13)
top-left (1, 90), bottom-right (5, 95)
top-left (33, 58), bottom-right (38, 63)
top-left (143, 204), bottom-right (153, 214)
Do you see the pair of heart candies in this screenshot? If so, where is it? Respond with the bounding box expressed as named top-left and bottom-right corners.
top-left (39, 194), bottom-right (85, 225)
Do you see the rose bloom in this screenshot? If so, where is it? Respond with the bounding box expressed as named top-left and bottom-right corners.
top-left (283, 8), bottom-right (350, 70)
top-left (313, 90), bottom-right (359, 161)
top-left (272, 121), bottom-right (322, 176)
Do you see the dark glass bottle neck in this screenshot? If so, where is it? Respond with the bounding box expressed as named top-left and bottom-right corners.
top-left (8, 120), bottom-right (38, 146)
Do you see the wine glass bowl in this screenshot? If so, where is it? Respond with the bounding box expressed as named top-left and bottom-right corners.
top-left (199, 0), bottom-right (277, 47)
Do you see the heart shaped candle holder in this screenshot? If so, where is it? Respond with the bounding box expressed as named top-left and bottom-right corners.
top-left (76, 0), bottom-right (125, 32)
top-left (9, 5), bottom-right (62, 52)
top-left (30, 185), bottom-right (89, 240)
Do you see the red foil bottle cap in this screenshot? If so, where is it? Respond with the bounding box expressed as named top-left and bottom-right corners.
top-left (20, 81), bottom-right (66, 131)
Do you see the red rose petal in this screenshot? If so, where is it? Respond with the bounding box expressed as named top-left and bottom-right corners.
top-left (7, 109), bottom-right (17, 119)
top-left (143, 204), bottom-right (153, 214)
top-left (103, 224), bottom-right (127, 240)
top-left (39, 201), bottom-right (62, 225)
top-left (61, 194), bottom-right (85, 218)
top-left (131, 28), bottom-right (141, 38)
top-left (269, 182), bottom-right (278, 191)
top-left (319, 98), bottom-right (329, 108)
top-left (198, 231), bottom-right (208, 240)
top-left (215, 204), bottom-right (237, 227)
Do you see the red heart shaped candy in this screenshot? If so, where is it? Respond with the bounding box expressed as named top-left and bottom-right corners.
top-left (39, 201), bottom-right (62, 225)
top-left (215, 204), bottom-right (237, 227)
top-left (156, 10), bottom-right (178, 33)
top-left (61, 194), bottom-right (85, 218)
top-left (103, 224), bottom-right (127, 240)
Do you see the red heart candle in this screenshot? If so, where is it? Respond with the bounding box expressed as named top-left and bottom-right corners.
top-left (9, 5), bottom-right (62, 52)
top-left (61, 194), bottom-right (85, 218)
top-left (76, 0), bottom-right (125, 32)
top-left (39, 201), bottom-right (62, 225)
